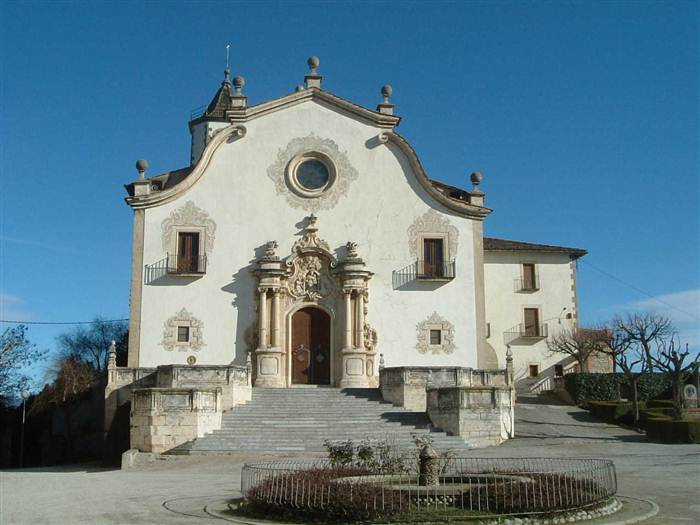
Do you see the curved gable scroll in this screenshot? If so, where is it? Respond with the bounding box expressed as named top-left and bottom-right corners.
top-left (378, 131), bottom-right (492, 221)
top-left (125, 124), bottom-right (247, 210)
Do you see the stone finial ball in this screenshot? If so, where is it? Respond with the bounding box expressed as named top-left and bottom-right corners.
top-left (136, 159), bottom-right (149, 172)
top-left (470, 172), bottom-right (483, 185)
top-left (233, 76), bottom-right (245, 88)
top-left (307, 56), bottom-right (320, 70)
top-left (381, 84), bottom-right (393, 98)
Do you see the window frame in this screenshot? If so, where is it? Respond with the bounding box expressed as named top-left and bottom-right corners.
top-left (429, 329), bottom-right (442, 346)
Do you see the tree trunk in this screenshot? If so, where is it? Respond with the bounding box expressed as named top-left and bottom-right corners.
top-left (631, 376), bottom-right (640, 427)
top-left (672, 377), bottom-right (683, 420)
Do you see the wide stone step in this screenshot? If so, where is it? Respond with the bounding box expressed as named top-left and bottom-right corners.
top-left (169, 387), bottom-right (473, 455)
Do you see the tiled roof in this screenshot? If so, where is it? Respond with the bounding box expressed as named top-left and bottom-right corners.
top-left (484, 237), bottom-right (587, 259)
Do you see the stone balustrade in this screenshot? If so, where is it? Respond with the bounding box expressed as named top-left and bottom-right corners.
top-left (380, 366), bottom-right (510, 412)
top-left (426, 385), bottom-right (514, 447)
top-left (130, 387), bottom-right (223, 454)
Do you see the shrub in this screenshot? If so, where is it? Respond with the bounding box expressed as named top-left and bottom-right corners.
top-left (565, 373), bottom-right (673, 406)
top-left (564, 373), bottom-right (624, 405)
top-left (646, 418), bottom-right (700, 444)
top-left (589, 400), bottom-right (646, 425)
top-left (324, 437), bottom-right (408, 474)
top-left (622, 374), bottom-right (671, 402)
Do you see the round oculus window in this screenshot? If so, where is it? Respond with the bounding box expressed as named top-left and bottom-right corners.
top-left (295, 159), bottom-right (330, 190)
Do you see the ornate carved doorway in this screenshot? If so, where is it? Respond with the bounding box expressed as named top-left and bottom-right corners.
top-left (291, 307), bottom-right (331, 385)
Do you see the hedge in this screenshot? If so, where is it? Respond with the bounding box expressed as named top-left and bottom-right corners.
top-left (564, 373), bottom-right (671, 405)
top-left (646, 418), bottom-right (700, 444)
top-left (588, 401), bottom-right (646, 425)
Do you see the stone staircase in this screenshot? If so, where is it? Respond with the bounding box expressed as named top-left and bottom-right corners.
top-left (169, 387), bottom-right (471, 454)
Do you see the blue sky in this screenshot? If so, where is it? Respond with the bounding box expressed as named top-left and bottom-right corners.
top-left (1, 1), bottom-right (698, 384)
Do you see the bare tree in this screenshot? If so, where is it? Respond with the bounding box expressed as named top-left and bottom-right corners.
top-left (31, 356), bottom-right (98, 460)
top-left (614, 312), bottom-right (672, 372)
top-left (56, 318), bottom-right (127, 372)
top-left (649, 336), bottom-right (699, 419)
top-left (546, 326), bottom-right (608, 372)
top-left (0, 325), bottom-right (44, 404)
top-left (600, 324), bottom-right (646, 426)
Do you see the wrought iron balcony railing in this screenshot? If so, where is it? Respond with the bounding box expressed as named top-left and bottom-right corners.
top-left (514, 275), bottom-right (540, 292)
top-left (166, 253), bottom-right (207, 275)
top-left (504, 323), bottom-right (548, 342)
top-left (393, 259), bottom-right (456, 288)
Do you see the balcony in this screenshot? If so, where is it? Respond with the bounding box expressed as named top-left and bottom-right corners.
top-left (166, 254), bottom-right (207, 275)
top-left (514, 275), bottom-right (540, 292)
top-left (504, 323), bottom-right (548, 344)
top-left (393, 259), bottom-right (455, 288)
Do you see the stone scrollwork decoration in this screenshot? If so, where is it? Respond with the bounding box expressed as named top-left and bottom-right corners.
top-left (161, 201), bottom-right (217, 253)
top-left (288, 255), bottom-right (333, 301)
top-left (161, 308), bottom-right (205, 352)
top-left (267, 134), bottom-right (358, 211)
top-left (416, 312), bottom-right (456, 355)
top-left (407, 210), bottom-right (459, 259)
top-left (364, 323), bottom-right (378, 352)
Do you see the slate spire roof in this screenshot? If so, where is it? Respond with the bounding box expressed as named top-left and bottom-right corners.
top-left (203, 68), bottom-right (235, 119)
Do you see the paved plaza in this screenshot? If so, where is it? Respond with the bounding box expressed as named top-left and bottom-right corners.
top-left (1, 398), bottom-right (698, 524)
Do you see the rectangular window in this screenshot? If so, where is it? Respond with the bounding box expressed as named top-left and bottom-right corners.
top-left (529, 364), bottom-right (539, 378)
top-left (177, 232), bottom-right (200, 273)
top-left (423, 238), bottom-right (444, 277)
top-left (177, 326), bottom-right (190, 343)
top-left (522, 263), bottom-right (537, 290)
top-left (554, 364), bottom-right (564, 378)
top-left (429, 329), bottom-right (442, 345)
top-left (523, 308), bottom-right (540, 336)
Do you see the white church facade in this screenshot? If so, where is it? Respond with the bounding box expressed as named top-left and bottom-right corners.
top-left (123, 56), bottom-right (587, 391)
top-left (106, 57), bottom-right (600, 455)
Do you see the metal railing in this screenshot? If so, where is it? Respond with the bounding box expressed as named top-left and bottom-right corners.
top-left (166, 253), bottom-right (207, 274)
top-left (514, 275), bottom-right (540, 292)
top-left (393, 260), bottom-right (456, 288)
top-left (504, 323), bottom-right (548, 342)
top-left (241, 457), bottom-right (616, 521)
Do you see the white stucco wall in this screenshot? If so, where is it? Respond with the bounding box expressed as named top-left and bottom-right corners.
top-left (135, 100), bottom-right (479, 374)
top-left (483, 251), bottom-right (579, 383)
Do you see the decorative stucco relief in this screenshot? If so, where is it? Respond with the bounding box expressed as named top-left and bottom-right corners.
top-left (267, 134), bottom-right (358, 211)
top-left (416, 312), bottom-right (456, 355)
top-left (161, 308), bottom-right (205, 352)
top-left (161, 201), bottom-right (217, 253)
top-left (288, 256), bottom-right (334, 301)
top-left (407, 210), bottom-right (459, 258)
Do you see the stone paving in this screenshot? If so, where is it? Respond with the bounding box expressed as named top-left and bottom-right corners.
top-left (1, 397), bottom-right (698, 524)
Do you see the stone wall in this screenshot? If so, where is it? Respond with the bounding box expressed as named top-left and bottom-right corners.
top-left (130, 388), bottom-right (222, 454)
top-left (380, 366), bottom-right (509, 412)
top-left (105, 352), bottom-right (252, 457)
top-left (426, 386), bottom-right (514, 447)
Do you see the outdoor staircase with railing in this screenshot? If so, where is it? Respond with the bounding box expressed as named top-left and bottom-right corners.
top-left (168, 387), bottom-right (472, 454)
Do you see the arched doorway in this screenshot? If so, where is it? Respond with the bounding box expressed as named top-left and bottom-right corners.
top-left (291, 307), bottom-right (331, 385)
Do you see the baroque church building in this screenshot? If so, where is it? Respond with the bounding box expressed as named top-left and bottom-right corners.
top-left (110, 57), bottom-right (591, 455)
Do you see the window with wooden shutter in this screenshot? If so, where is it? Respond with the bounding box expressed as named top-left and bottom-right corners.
top-left (523, 308), bottom-right (540, 337)
top-left (177, 232), bottom-right (200, 273)
top-left (522, 263), bottom-right (537, 290)
top-left (429, 329), bottom-right (442, 345)
top-left (423, 238), bottom-right (444, 277)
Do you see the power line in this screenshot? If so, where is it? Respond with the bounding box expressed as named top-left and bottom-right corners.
top-left (0, 318), bottom-right (128, 326)
top-left (580, 260), bottom-right (700, 322)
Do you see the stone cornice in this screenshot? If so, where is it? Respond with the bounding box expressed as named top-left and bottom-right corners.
top-left (125, 125), bottom-right (247, 210)
top-left (378, 132), bottom-right (493, 221)
top-left (224, 87), bottom-right (401, 129)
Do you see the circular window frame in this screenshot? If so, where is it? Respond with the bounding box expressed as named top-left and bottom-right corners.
top-left (286, 152), bottom-right (337, 198)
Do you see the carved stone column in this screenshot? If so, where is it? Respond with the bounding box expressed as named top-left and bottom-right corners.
top-left (343, 291), bottom-right (352, 350)
top-left (335, 242), bottom-right (374, 389)
top-left (271, 289), bottom-right (281, 348)
top-left (253, 242), bottom-right (286, 388)
top-left (258, 287), bottom-right (268, 349)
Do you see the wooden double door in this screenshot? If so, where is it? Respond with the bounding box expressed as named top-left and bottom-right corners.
top-left (291, 307), bottom-right (331, 385)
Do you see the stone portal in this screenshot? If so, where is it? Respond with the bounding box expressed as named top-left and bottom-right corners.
top-left (252, 215), bottom-right (376, 388)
